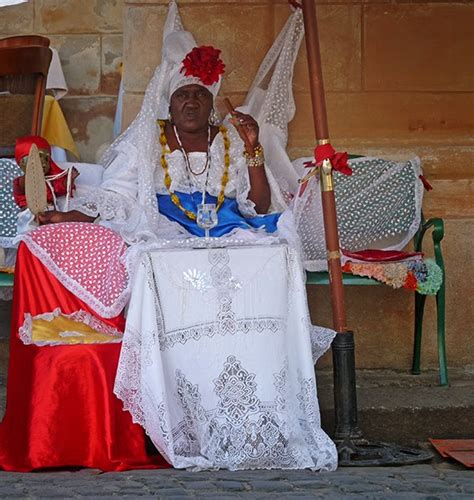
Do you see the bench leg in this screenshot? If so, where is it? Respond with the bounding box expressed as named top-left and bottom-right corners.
top-left (412, 291), bottom-right (426, 375)
top-left (436, 280), bottom-right (448, 386)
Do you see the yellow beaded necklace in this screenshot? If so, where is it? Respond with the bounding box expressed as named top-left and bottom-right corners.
top-left (157, 119), bottom-right (230, 221)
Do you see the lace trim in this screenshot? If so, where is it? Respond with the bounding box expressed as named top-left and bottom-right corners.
top-left (69, 188), bottom-right (136, 222)
top-left (161, 317), bottom-right (285, 351)
top-left (118, 353), bottom-right (337, 471)
top-left (18, 307), bottom-right (123, 346)
top-left (20, 236), bottom-right (131, 319)
top-left (310, 326), bottom-right (336, 364)
top-left (0, 236), bottom-right (16, 248)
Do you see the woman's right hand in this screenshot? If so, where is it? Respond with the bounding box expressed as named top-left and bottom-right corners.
top-left (37, 210), bottom-right (96, 225)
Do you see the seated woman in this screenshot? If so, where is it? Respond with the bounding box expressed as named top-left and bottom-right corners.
top-left (0, 15), bottom-right (337, 471)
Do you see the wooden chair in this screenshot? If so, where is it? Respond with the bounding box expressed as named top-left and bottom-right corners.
top-left (0, 46), bottom-right (52, 288)
top-left (0, 46), bottom-right (52, 158)
top-left (0, 35), bottom-right (50, 49)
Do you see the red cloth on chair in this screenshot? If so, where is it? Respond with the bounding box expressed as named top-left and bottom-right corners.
top-left (0, 243), bottom-right (170, 471)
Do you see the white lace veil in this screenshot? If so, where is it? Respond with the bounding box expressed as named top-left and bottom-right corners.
top-left (241, 6), bottom-right (304, 210)
top-left (98, 1), bottom-right (191, 243)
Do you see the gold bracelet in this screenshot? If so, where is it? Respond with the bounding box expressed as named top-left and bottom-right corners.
top-left (244, 144), bottom-right (265, 168)
top-left (247, 155), bottom-right (264, 168)
top-left (243, 144), bottom-right (263, 158)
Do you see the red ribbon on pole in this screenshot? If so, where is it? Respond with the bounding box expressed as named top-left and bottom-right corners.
top-left (299, 143), bottom-right (352, 196)
top-left (314, 143), bottom-right (352, 175)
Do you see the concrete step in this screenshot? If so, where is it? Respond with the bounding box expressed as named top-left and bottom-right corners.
top-left (0, 339), bottom-right (8, 380)
top-left (1, 353), bottom-right (473, 446)
top-left (0, 299), bottom-right (11, 339)
top-left (317, 367), bottom-right (474, 445)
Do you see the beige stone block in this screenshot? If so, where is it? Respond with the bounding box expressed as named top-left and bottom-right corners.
top-left (351, 141), bottom-right (474, 181)
top-left (0, 2), bottom-right (33, 35)
top-left (423, 179), bottom-right (474, 219)
top-left (287, 91), bottom-right (474, 153)
top-left (121, 92), bottom-right (144, 131)
top-left (102, 35), bottom-right (123, 95)
top-left (123, 3), bottom-right (274, 95)
top-left (308, 284), bottom-right (414, 370)
top-left (60, 96), bottom-right (117, 162)
top-left (179, 4), bottom-right (274, 95)
top-left (123, 5), bottom-right (168, 93)
top-left (48, 36), bottom-right (101, 95)
top-left (441, 219), bottom-right (474, 367)
top-left (287, 138), bottom-right (474, 181)
top-left (35, 0), bottom-right (124, 34)
top-left (274, 3), bottom-right (362, 92)
top-left (364, 3), bottom-right (474, 91)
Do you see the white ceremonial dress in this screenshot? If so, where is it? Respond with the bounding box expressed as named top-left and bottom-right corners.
top-left (114, 243), bottom-right (338, 471)
top-left (66, 113), bottom-right (337, 470)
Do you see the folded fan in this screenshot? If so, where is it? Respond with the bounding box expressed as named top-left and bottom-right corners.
top-left (24, 143), bottom-right (47, 215)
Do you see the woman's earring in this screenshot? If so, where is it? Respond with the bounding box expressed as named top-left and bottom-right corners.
top-left (208, 108), bottom-right (219, 126)
top-left (168, 109), bottom-right (173, 123)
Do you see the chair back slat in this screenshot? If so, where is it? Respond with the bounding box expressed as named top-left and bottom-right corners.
top-left (0, 46), bottom-right (52, 157)
top-left (0, 35), bottom-right (50, 49)
top-left (0, 46), bottom-right (52, 77)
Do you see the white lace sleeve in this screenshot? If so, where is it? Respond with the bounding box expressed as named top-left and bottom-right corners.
top-left (223, 124), bottom-right (256, 218)
top-left (69, 143), bottom-right (140, 224)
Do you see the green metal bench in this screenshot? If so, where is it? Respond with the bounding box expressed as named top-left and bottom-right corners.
top-left (0, 272), bottom-right (13, 287)
top-left (306, 215), bottom-right (447, 386)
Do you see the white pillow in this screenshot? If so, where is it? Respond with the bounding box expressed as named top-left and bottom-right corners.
top-left (57, 161), bottom-right (104, 188)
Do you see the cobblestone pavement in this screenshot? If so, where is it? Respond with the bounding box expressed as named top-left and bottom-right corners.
top-left (0, 463), bottom-right (472, 499)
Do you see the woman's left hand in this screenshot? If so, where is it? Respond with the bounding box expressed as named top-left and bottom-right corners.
top-left (37, 210), bottom-right (95, 225)
top-left (230, 111), bottom-right (259, 152)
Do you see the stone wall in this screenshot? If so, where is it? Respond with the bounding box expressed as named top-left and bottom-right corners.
top-left (121, 0), bottom-right (473, 371)
top-left (0, 0), bottom-right (123, 162)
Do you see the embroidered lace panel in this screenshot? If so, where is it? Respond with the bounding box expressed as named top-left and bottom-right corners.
top-left (21, 223), bottom-right (130, 318)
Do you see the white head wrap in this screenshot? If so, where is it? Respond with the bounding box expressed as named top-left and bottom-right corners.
top-left (164, 32), bottom-right (223, 101)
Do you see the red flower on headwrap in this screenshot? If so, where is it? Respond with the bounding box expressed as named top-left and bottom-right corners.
top-left (181, 46), bottom-right (225, 86)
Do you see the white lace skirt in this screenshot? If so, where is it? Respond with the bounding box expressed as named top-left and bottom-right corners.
top-left (114, 243), bottom-right (337, 470)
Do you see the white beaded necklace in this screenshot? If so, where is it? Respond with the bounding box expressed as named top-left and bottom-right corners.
top-left (173, 124), bottom-right (212, 205)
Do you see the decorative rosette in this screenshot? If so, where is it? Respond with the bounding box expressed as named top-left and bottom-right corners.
top-left (180, 45), bottom-right (225, 85)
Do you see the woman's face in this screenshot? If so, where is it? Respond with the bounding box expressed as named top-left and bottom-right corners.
top-left (170, 84), bottom-right (213, 133)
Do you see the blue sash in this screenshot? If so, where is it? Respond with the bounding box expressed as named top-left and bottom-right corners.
top-left (157, 192), bottom-right (280, 237)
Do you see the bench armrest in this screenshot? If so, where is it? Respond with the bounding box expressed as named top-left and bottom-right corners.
top-left (414, 217), bottom-right (445, 274)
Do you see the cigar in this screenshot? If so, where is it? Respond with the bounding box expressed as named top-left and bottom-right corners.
top-left (223, 97), bottom-right (254, 151)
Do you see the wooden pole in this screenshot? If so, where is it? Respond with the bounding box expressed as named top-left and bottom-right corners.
top-left (301, 0), bottom-right (348, 334)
